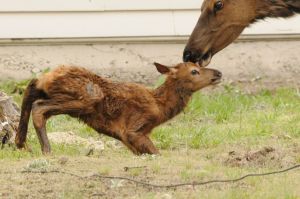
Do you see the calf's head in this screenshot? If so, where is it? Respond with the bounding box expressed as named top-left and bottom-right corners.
top-left (154, 62), bottom-right (222, 91)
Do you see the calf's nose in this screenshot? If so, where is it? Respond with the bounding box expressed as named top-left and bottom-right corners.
top-left (214, 70), bottom-right (222, 78)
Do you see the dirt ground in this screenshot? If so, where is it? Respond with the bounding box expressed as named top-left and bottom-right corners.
top-left (0, 41), bottom-right (299, 91)
top-left (1, 141), bottom-right (299, 199)
top-left (0, 41), bottom-right (299, 198)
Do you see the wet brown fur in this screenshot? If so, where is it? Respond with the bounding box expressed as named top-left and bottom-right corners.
top-left (15, 63), bottom-right (221, 155)
top-left (184, 0), bottom-right (300, 63)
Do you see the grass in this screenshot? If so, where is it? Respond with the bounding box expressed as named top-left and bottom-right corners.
top-left (1, 80), bottom-right (299, 156)
top-left (0, 80), bottom-right (299, 198)
top-left (152, 87), bottom-right (300, 150)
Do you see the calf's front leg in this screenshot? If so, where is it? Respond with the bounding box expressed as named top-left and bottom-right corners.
top-left (123, 132), bottom-right (159, 155)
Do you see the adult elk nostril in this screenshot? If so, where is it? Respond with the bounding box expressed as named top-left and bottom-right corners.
top-left (183, 50), bottom-right (202, 63)
top-left (183, 50), bottom-right (192, 62)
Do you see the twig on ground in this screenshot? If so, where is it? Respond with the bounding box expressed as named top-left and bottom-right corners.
top-left (20, 164), bottom-right (300, 189)
top-left (123, 166), bottom-right (146, 171)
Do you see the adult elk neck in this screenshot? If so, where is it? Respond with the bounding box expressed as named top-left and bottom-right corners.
top-left (255, 0), bottom-right (300, 20)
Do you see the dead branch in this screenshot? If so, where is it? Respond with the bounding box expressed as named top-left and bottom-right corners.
top-left (0, 91), bottom-right (20, 147)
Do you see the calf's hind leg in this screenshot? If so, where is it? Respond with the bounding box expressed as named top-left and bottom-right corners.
top-left (32, 101), bottom-right (51, 154)
top-left (32, 99), bottom-right (89, 154)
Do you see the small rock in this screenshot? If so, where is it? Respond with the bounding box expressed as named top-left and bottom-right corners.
top-left (87, 138), bottom-right (104, 151)
top-left (83, 148), bottom-right (94, 156)
top-left (159, 193), bottom-right (172, 199)
top-left (281, 134), bottom-right (292, 139)
top-left (58, 157), bottom-right (68, 165)
top-left (32, 68), bottom-right (41, 73)
top-left (48, 131), bottom-right (104, 154)
top-left (110, 179), bottom-right (125, 188)
top-left (251, 76), bottom-right (262, 82)
top-left (84, 181), bottom-right (95, 188)
top-left (106, 140), bottom-right (123, 149)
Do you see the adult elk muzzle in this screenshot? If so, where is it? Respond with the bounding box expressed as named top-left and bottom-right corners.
top-left (183, 0), bottom-right (253, 67)
top-left (183, 9), bottom-right (215, 67)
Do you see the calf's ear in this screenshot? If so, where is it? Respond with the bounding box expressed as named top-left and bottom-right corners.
top-left (154, 62), bottom-right (171, 74)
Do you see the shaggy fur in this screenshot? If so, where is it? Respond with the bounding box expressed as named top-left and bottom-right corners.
top-left (256, 0), bottom-right (300, 20)
top-left (15, 62), bottom-right (222, 155)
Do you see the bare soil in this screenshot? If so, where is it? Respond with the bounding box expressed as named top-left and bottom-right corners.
top-left (0, 143), bottom-right (299, 199)
top-left (0, 41), bottom-right (299, 91)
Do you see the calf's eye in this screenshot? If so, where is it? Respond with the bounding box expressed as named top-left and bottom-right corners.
top-left (191, 70), bottom-right (200, 75)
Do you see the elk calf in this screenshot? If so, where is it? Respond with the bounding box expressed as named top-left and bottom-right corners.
top-left (15, 62), bottom-right (222, 155)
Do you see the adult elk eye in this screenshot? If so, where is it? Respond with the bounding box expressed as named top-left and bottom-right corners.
top-left (214, 0), bottom-right (224, 12)
top-left (191, 70), bottom-right (200, 75)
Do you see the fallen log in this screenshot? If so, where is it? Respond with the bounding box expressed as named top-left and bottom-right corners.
top-left (0, 91), bottom-right (20, 148)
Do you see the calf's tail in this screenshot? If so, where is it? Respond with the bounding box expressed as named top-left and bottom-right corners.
top-left (15, 79), bottom-right (45, 149)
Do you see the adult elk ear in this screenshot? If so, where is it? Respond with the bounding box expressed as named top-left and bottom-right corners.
top-left (154, 62), bottom-right (172, 74)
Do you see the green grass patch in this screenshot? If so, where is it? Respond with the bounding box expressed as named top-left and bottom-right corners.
top-left (152, 87), bottom-right (300, 150)
top-left (0, 80), bottom-right (299, 154)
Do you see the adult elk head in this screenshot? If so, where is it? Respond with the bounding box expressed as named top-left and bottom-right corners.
top-left (183, 0), bottom-right (298, 66)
